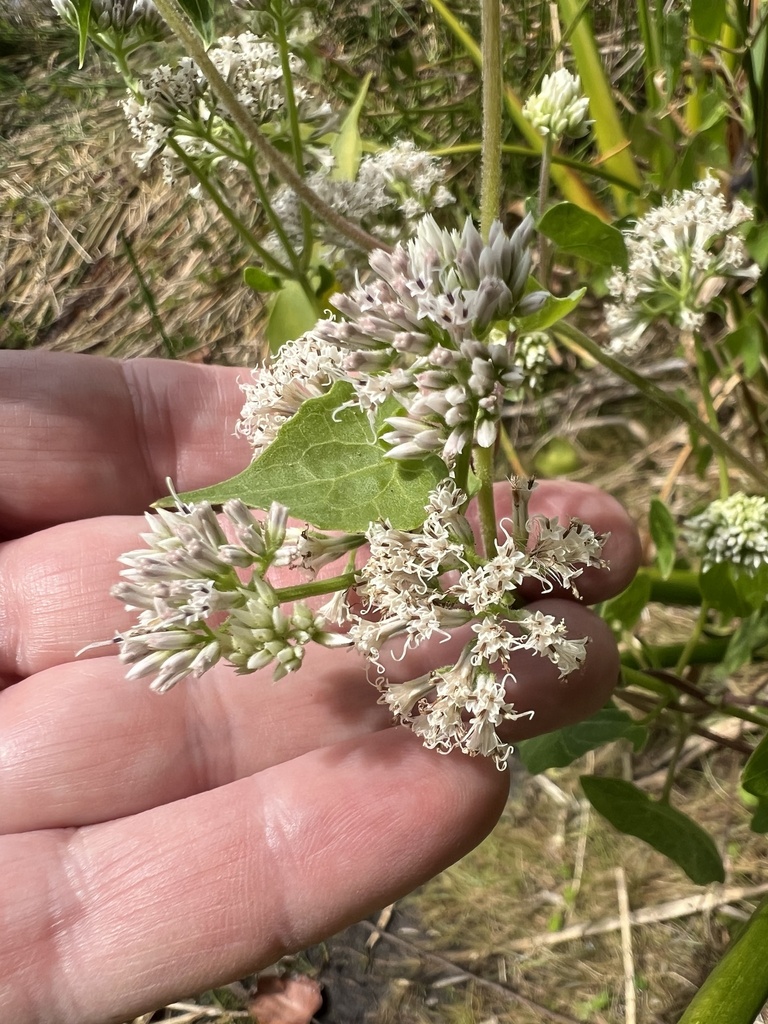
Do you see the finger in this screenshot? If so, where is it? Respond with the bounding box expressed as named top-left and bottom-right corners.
top-left (0, 351), bottom-right (247, 538)
top-left (1, 730), bottom-right (508, 1024)
top-left (1, 482), bottom-right (640, 680)
top-left (0, 599), bottom-right (617, 833)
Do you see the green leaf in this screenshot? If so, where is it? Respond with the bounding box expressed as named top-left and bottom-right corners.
top-left (690, 0), bottom-right (726, 40)
top-left (164, 381), bottom-right (448, 531)
top-left (724, 317), bottom-right (764, 379)
top-left (175, 0), bottom-right (215, 45)
top-left (265, 280), bottom-right (320, 353)
top-left (749, 798), bottom-right (768, 834)
top-left (331, 72), bottom-right (372, 182)
top-left (72, 0), bottom-right (91, 67)
top-left (517, 706), bottom-right (645, 774)
top-left (649, 497), bottom-right (677, 579)
top-left (580, 776), bottom-right (725, 885)
top-left (514, 287), bottom-right (585, 333)
top-left (538, 203), bottom-right (628, 269)
top-left (243, 266), bottom-right (282, 293)
top-left (700, 562), bottom-right (754, 618)
top-left (600, 572), bottom-right (652, 632)
top-left (718, 610), bottom-right (768, 678)
top-left (742, 731), bottom-right (768, 800)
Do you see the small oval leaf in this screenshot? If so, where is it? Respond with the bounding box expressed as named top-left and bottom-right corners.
top-left (580, 776), bottom-right (725, 885)
top-left (649, 497), bottom-right (677, 579)
top-left (538, 202), bottom-right (628, 269)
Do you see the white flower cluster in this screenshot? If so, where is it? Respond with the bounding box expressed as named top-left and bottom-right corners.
top-left (51, 0), bottom-right (164, 50)
top-left (112, 499), bottom-right (353, 692)
top-left (240, 214), bottom-right (548, 465)
top-left (122, 33), bottom-right (322, 178)
top-left (606, 177), bottom-right (759, 354)
top-left (522, 68), bottom-right (591, 141)
top-left (353, 478), bottom-right (605, 766)
top-left (686, 492), bottom-right (768, 574)
top-left (264, 141), bottom-right (455, 258)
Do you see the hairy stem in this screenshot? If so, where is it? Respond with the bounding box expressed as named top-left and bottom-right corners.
top-left (480, 0), bottom-right (503, 239)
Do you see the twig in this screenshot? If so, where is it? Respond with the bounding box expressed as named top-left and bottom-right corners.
top-left (508, 882), bottom-right (768, 952)
top-left (361, 921), bottom-right (583, 1024)
top-left (615, 867), bottom-right (636, 1024)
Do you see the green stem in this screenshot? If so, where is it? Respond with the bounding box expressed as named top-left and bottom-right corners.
top-left (691, 330), bottom-right (730, 498)
top-left (537, 134), bottom-right (554, 286)
top-left (677, 895), bottom-right (768, 1024)
top-left (674, 600), bottom-right (710, 676)
top-left (119, 229), bottom-right (177, 357)
top-left (480, 0), bottom-right (503, 239)
top-left (151, 0), bottom-right (389, 255)
top-left (554, 321), bottom-right (768, 490)
top-left (242, 153), bottom-right (316, 306)
top-left (274, 571), bottom-right (357, 604)
top-left (166, 138), bottom-right (294, 278)
top-left (273, 0), bottom-right (314, 266)
top-left (474, 445), bottom-right (498, 557)
top-left (660, 716), bottom-right (690, 803)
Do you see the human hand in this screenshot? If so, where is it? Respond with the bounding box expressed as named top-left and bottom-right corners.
top-left (0, 351), bottom-right (641, 1024)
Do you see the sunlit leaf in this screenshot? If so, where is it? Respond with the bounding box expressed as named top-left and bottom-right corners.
top-left (514, 287), bottom-right (585, 332)
top-left (331, 72), bottom-right (372, 181)
top-left (265, 280), bottom-right (320, 353)
top-left (163, 381), bottom-right (448, 531)
top-left (538, 202), bottom-right (628, 268)
top-left (690, 0), bottom-right (726, 39)
top-left (243, 266), bottom-right (282, 293)
top-left (600, 572), bottom-right (652, 632)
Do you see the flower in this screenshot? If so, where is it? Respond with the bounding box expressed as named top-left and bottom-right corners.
top-left (112, 498), bottom-right (350, 691)
top-left (686, 492), bottom-right (768, 573)
top-left (51, 0), bottom-right (165, 50)
top-left (263, 140), bottom-right (455, 258)
top-left (605, 176), bottom-right (759, 354)
top-left (353, 479), bottom-right (604, 766)
top-left (522, 68), bottom-right (592, 140)
top-left (241, 214), bottom-right (548, 467)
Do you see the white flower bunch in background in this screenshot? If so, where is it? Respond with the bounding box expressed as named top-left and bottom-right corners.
top-left (122, 33), bottom-right (326, 178)
top-left (264, 140), bottom-right (455, 259)
top-left (522, 68), bottom-right (592, 141)
top-left (686, 493), bottom-right (768, 574)
top-left (605, 176), bottom-right (759, 353)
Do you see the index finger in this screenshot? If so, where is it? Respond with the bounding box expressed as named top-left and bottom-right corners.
top-left (0, 351), bottom-right (248, 538)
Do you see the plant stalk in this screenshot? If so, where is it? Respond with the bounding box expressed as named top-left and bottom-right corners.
top-left (480, 0), bottom-right (503, 239)
top-left (151, 0), bottom-right (389, 255)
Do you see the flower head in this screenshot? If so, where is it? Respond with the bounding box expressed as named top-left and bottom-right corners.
top-left (686, 492), bottom-right (768, 573)
top-left (606, 177), bottom-right (759, 354)
top-left (522, 68), bottom-right (591, 140)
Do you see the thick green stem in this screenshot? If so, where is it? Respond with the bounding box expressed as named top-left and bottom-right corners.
top-left (677, 895), bottom-right (768, 1024)
top-left (554, 321), bottom-right (768, 490)
top-left (480, 0), bottom-right (503, 240)
top-left (151, 0), bottom-right (389, 255)
top-left (474, 445), bottom-right (498, 557)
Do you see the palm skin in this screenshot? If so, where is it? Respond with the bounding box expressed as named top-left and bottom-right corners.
top-left (0, 351), bottom-right (642, 1024)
